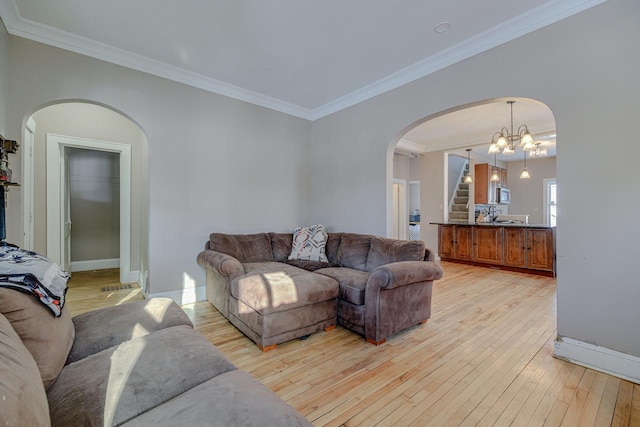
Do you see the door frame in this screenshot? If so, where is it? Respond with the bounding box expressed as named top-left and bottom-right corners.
top-left (46, 134), bottom-right (132, 283)
top-left (392, 178), bottom-right (408, 240)
top-left (22, 117), bottom-right (36, 250)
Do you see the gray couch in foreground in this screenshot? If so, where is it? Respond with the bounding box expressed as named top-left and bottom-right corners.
top-left (197, 232), bottom-right (444, 350)
top-left (0, 292), bottom-right (311, 427)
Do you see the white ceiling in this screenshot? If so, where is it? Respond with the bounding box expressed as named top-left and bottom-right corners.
top-left (0, 0), bottom-right (605, 120)
top-left (399, 98), bottom-right (557, 162)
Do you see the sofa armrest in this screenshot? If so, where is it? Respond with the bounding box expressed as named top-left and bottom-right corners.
top-left (368, 261), bottom-right (443, 290)
top-left (197, 250), bottom-right (245, 277)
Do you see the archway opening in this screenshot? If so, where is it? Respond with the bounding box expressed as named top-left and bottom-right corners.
top-left (388, 97), bottom-right (557, 264)
top-left (22, 101), bottom-right (149, 288)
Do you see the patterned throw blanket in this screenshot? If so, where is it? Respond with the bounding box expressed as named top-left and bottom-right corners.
top-left (0, 246), bottom-right (70, 317)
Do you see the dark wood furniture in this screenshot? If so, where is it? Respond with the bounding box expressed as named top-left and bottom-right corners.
top-left (436, 223), bottom-right (555, 276)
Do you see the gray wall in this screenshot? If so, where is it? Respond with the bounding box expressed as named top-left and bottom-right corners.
top-left (507, 156), bottom-right (556, 225)
top-left (68, 148), bottom-right (120, 262)
top-left (311, 0), bottom-right (640, 357)
top-left (392, 153), bottom-right (410, 181)
top-left (30, 103), bottom-right (148, 271)
top-left (0, 19), bottom-right (8, 136)
top-left (6, 37), bottom-right (312, 294)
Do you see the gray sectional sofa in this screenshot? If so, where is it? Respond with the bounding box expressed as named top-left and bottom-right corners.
top-left (197, 232), bottom-right (444, 350)
top-left (0, 292), bottom-right (311, 427)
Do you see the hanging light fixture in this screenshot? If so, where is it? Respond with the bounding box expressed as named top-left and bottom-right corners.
top-left (463, 148), bottom-right (473, 183)
top-left (530, 142), bottom-right (548, 158)
top-left (490, 153), bottom-right (500, 182)
top-left (520, 151), bottom-right (531, 179)
top-left (488, 101), bottom-right (535, 179)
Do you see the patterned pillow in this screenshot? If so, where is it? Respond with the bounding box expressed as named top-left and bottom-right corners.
top-left (288, 225), bottom-right (329, 262)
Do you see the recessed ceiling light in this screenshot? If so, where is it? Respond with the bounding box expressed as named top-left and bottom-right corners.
top-left (434, 22), bottom-right (451, 34)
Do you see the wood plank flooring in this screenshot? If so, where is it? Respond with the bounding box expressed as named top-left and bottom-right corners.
top-left (65, 263), bottom-right (639, 426)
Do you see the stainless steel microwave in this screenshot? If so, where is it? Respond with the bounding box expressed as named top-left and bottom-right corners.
top-left (497, 187), bottom-right (511, 204)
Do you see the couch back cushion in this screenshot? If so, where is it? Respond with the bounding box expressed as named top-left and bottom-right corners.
top-left (365, 237), bottom-right (426, 272)
top-left (209, 233), bottom-right (273, 262)
top-left (269, 233), bottom-right (293, 261)
top-left (336, 233), bottom-right (372, 271)
top-left (325, 233), bottom-right (343, 264)
top-left (0, 313), bottom-right (51, 427)
top-left (0, 289), bottom-right (75, 390)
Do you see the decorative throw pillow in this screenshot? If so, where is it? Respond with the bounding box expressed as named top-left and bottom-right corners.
top-left (0, 289), bottom-right (75, 390)
top-left (288, 224), bottom-right (329, 262)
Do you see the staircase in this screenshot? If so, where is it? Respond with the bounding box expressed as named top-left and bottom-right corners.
top-left (449, 166), bottom-right (470, 222)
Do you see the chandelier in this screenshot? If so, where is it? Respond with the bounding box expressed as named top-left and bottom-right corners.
top-left (488, 100), bottom-right (534, 179)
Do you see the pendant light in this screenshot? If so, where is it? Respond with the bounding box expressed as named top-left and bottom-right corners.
top-left (520, 150), bottom-right (531, 179)
top-left (490, 153), bottom-right (500, 182)
top-left (463, 148), bottom-right (473, 183)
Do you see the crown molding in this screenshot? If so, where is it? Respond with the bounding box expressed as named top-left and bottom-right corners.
top-left (308, 0), bottom-right (608, 120)
top-left (1, 0), bottom-right (606, 121)
top-left (396, 138), bottom-right (428, 154)
top-left (0, 0), bottom-right (20, 29)
top-left (0, 3), bottom-right (315, 120)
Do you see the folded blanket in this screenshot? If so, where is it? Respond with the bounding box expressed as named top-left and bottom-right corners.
top-left (0, 246), bottom-right (70, 317)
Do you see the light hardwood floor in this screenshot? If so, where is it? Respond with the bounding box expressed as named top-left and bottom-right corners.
top-left (66, 264), bottom-right (639, 426)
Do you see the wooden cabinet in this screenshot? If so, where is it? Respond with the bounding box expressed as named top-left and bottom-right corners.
top-left (527, 228), bottom-right (555, 271)
top-left (502, 227), bottom-right (555, 272)
top-left (438, 225), bottom-right (472, 261)
top-left (436, 223), bottom-right (555, 276)
top-left (504, 227), bottom-right (527, 268)
top-left (474, 163), bottom-right (507, 205)
top-left (473, 226), bottom-right (503, 264)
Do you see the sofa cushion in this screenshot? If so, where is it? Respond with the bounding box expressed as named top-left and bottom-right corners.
top-left (47, 325), bottom-right (237, 427)
top-left (288, 224), bottom-right (329, 262)
top-left (0, 313), bottom-right (51, 427)
top-left (121, 370), bottom-right (312, 427)
top-left (325, 233), bottom-right (343, 264)
top-left (67, 298), bottom-right (193, 364)
top-left (365, 237), bottom-right (426, 272)
top-left (269, 232), bottom-right (293, 261)
top-left (231, 263), bottom-right (338, 315)
top-left (284, 259), bottom-right (337, 272)
top-left (336, 233), bottom-right (372, 271)
top-left (209, 233), bottom-right (274, 262)
top-left (0, 289), bottom-right (74, 390)
top-left (315, 267), bottom-right (369, 305)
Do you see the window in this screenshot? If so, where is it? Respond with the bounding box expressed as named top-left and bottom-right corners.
top-left (544, 179), bottom-right (557, 227)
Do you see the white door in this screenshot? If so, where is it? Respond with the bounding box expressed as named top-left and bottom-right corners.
top-left (47, 134), bottom-right (132, 284)
top-left (22, 117), bottom-right (36, 250)
top-left (392, 179), bottom-right (408, 240)
top-left (62, 147), bottom-right (72, 273)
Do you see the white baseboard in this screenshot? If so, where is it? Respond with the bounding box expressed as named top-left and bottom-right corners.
top-left (554, 336), bottom-right (640, 384)
top-left (145, 286), bottom-right (206, 306)
top-left (71, 258), bottom-right (119, 272)
top-left (127, 270), bottom-right (140, 285)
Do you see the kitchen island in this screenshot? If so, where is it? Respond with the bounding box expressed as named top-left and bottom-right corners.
top-left (431, 222), bottom-right (556, 277)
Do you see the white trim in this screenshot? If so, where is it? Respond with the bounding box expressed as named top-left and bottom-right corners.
top-left (396, 139), bottom-right (428, 155)
top-left (307, 0), bottom-right (608, 119)
top-left (22, 117), bottom-right (36, 250)
top-left (0, 0), bottom-right (607, 121)
top-left (70, 258), bottom-right (119, 272)
top-left (145, 286), bottom-right (207, 306)
top-left (554, 337), bottom-right (640, 385)
top-left (46, 134), bottom-right (132, 284)
top-left (543, 178), bottom-right (557, 226)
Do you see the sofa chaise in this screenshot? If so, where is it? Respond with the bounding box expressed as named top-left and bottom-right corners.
top-left (0, 291), bottom-right (311, 427)
top-left (197, 232), bottom-right (443, 351)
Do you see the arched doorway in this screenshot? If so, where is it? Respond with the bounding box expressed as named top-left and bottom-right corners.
top-left (23, 101), bottom-right (149, 286)
top-left (388, 98), bottom-right (556, 254)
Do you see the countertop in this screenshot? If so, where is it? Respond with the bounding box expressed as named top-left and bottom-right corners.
top-left (430, 221), bottom-right (555, 229)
